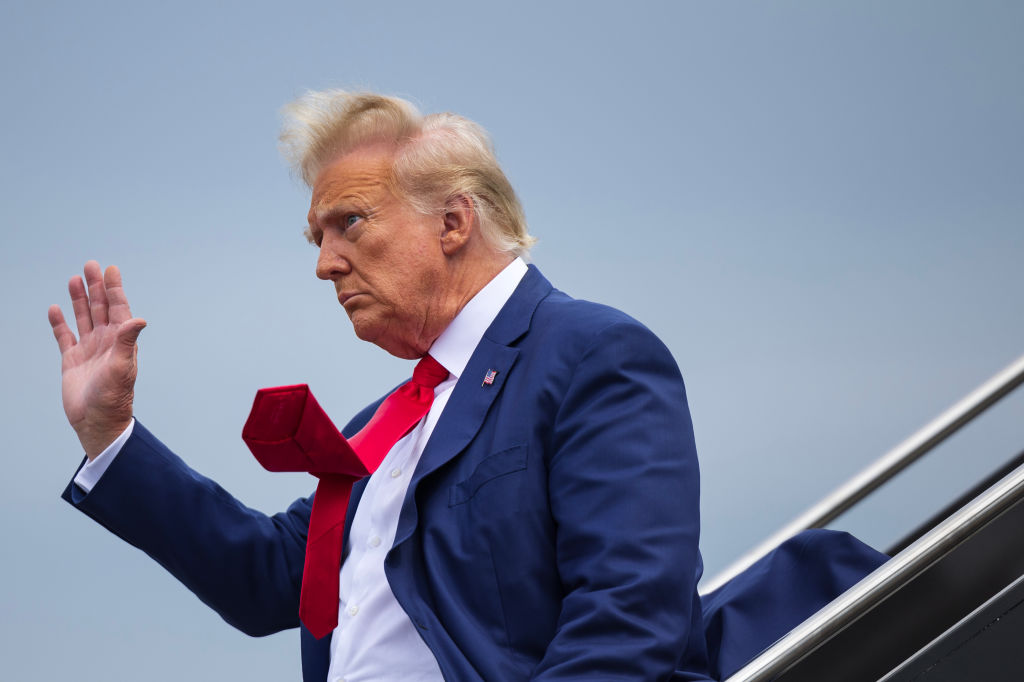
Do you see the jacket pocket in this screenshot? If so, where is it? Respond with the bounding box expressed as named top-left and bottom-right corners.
top-left (448, 445), bottom-right (528, 507)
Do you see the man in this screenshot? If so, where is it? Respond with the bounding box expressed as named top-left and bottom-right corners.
top-left (50, 91), bottom-right (712, 680)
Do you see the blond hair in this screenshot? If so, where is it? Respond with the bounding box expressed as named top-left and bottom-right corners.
top-left (280, 90), bottom-right (535, 256)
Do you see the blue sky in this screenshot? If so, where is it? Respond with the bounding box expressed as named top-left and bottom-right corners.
top-left (2, 2), bottom-right (1022, 679)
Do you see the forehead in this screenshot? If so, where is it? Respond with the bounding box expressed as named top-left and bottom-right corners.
top-left (308, 145), bottom-right (396, 217)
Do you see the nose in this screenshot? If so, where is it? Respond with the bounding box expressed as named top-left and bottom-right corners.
top-left (315, 232), bottom-right (352, 281)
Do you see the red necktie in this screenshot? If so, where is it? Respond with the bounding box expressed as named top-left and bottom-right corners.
top-left (241, 355), bottom-right (449, 639)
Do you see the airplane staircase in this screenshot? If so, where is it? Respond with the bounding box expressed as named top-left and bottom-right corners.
top-left (702, 354), bottom-right (1024, 681)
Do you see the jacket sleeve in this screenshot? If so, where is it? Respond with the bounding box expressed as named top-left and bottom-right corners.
top-left (532, 321), bottom-right (711, 681)
top-left (61, 420), bottom-right (311, 637)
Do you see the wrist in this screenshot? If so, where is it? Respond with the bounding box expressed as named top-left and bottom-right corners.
top-left (79, 418), bottom-right (133, 460)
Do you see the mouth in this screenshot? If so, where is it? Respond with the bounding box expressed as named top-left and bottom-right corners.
top-left (338, 292), bottom-right (362, 307)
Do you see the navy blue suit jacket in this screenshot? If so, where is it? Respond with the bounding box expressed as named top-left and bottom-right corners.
top-left (63, 266), bottom-right (712, 680)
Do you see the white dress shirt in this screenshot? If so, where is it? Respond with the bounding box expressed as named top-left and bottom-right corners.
top-left (75, 258), bottom-right (529, 682)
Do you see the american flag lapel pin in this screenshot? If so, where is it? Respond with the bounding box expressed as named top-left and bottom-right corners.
top-left (482, 369), bottom-right (498, 387)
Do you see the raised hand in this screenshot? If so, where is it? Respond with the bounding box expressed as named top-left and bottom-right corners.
top-left (48, 261), bottom-right (147, 459)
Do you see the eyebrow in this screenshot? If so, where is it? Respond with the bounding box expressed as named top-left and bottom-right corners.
top-left (313, 204), bottom-right (351, 226)
top-left (306, 197), bottom-right (367, 245)
top-left (305, 203), bottom-right (344, 239)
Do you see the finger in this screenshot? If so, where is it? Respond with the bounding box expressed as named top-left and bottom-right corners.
top-left (48, 304), bottom-right (78, 354)
top-left (84, 260), bottom-right (109, 327)
top-left (104, 265), bottom-right (133, 325)
top-left (69, 274), bottom-right (93, 337)
top-left (114, 318), bottom-right (147, 360)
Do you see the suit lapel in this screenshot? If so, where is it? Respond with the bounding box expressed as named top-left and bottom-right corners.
top-left (392, 265), bottom-right (551, 548)
top-left (409, 340), bottom-right (520, 485)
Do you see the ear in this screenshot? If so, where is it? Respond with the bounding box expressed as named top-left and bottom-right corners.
top-left (440, 194), bottom-right (476, 256)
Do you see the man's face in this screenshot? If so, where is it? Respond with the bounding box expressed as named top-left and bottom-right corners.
top-left (307, 146), bottom-right (449, 359)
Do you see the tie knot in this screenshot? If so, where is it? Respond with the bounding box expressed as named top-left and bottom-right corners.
top-left (413, 354), bottom-right (449, 389)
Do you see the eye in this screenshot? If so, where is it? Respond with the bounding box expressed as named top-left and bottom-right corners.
top-left (345, 214), bottom-right (362, 229)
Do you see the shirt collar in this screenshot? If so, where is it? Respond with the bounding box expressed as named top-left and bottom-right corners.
top-left (428, 257), bottom-right (528, 381)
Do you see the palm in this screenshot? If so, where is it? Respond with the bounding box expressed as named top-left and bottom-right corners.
top-left (49, 262), bottom-right (146, 458)
top-left (60, 318), bottom-right (137, 428)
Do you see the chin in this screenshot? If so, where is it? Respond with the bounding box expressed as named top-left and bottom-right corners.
top-left (350, 319), bottom-right (380, 345)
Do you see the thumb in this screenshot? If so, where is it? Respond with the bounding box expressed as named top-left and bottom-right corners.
top-left (115, 318), bottom-right (147, 356)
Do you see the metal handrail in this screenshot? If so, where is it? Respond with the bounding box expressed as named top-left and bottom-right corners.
top-left (723, 457), bottom-right (1024, 681)
top-left (885, 446), bottom-right (1024, 556)
top-left (701, 352), bottom-right (1024, 595)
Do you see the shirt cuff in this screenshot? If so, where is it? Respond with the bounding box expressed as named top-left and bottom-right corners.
top-left (73, 418), bottom-right (136, 493)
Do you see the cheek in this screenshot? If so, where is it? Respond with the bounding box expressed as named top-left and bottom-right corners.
top-left (390, 247), bottom-right (439, 298)
top-left (362, 222), bottom-right (443, 313)
top-left (365, 262), bottom-right (418, 315)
